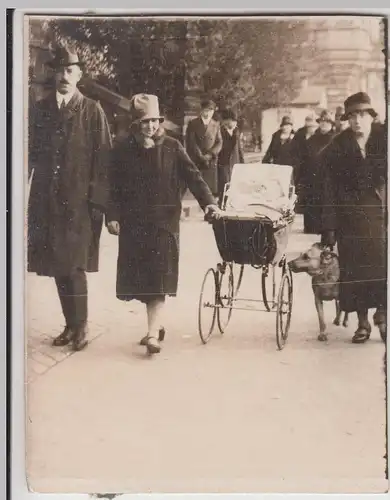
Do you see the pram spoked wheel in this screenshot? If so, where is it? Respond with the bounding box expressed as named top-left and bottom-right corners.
top-left (276, 267), bottom-right (293, 350)
top-left (217, 263), bottom-right (234, 334)
top-left (198, 268), bottom-right (218, 344)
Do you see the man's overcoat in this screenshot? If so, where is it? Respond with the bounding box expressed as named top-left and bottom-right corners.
top-left (185, 117), bottom-right (223, 194)
top-left (28, 89), bottom-right (112, 277)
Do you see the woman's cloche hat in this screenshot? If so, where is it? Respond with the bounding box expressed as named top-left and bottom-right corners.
top-left (129, 94), bottom-right (164, 124)
top-left (46, 46), bottom-right (84, 69)
top-left (317, 110), bottom-right (335, 124)
top-left (280, 115), bottom-right (293, 127)
top-left (341, 92), bottom-right (377, 120)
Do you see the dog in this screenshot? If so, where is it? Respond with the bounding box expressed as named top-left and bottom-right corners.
top-left (288, 242), bottom-right (349, 341)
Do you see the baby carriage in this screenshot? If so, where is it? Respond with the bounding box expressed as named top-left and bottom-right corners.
top-left (198, 163), bottom-right (297, 350)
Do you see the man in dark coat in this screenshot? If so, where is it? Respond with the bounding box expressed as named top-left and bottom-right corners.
top-left (262, 115), bottom-right (295, 166)
top-left (217, 109), bottom-right (245, 206)
top-left (28, 46), bottom-right (112, 351)
top-left (334, 105), bottom-right (349, 134)
top-left (300, 110), bottom-right (335, 234)
top-left (320, 92), bottom-right (386, 344)
top-left (185, 99), bottom-right (223, 196)
top-left (290, 112), bottom-right (318, 212)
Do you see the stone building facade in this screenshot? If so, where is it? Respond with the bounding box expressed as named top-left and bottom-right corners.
top-left (305, 17), bottom-right (386, 119)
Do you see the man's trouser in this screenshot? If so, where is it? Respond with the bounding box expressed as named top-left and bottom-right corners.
top-left (55, 268), bottom-right (88, 328)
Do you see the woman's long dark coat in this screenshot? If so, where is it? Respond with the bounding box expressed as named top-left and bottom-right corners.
top-left (217, 126), bottom-right (244, 201)
top-left (301, 129), bottom-right (335, 233)
top-left (107, 131), bottom-right (215, 302)
top-left (28, 90), bottom-right (112, 277)
top-left (320, 125), bottom-right (387, 313)
top-left (262, 130), bottom-right (295, 165)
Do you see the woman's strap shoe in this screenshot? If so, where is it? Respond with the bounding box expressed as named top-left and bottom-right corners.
top-left (140, 328), bottom-right (165, 346)
top-left (146, 336), bottom-right (161, 354)
top-left (352, 326), bottom-right (371, 344)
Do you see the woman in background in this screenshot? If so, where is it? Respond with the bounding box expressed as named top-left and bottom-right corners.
top-left (262, 115), bottom-right (295, 166)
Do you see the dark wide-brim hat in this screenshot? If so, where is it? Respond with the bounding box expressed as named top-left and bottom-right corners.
top-left (221, 109), bottom-right (238, 121)
top-left (316, 110), bottom-right (335, 125)
top-left (46, 46), bottom-right (84, 69)
top-left (280, 115), bottom-right (293, 127)
top-left (341, 92), bottom-right (377, 121)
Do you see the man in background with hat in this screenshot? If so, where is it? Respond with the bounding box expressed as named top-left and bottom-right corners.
top-left (185, 99), bottom-right (223, 196)
top-left (300, 110), bottom-right (335, 233)
top-left (290, 111), bottom-right (318, 212)
top-left (334, 105), bottom-right (349, 134)
top-left (28, 46), bottom-right (112, 351)
top-left (320, 92), bottom-right (386, 344)
top-left (217, 108), bottom-right (245, 206)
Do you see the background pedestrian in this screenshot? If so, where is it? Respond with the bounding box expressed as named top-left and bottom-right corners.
top-left (185, 99), bottom-right (223, 196)
top-left (262, 115), bottom-right (295, 165)
top-left (217, 109), bottom-right (245, 206)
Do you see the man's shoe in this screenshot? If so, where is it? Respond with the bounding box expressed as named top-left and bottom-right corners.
top-left (52, 326), bottom-right (74, 347)
top-left (71, 323), bottom-right (88, 351)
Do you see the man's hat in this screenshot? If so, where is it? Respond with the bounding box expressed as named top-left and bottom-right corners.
top-left (220, 109), bottom-right (238, 121)
top-left (201, 99), bottom-right (217, 111)
top-left (46, 46), bottom-right (84, 69)
top-left (341, 92), bottom-right (377, 120)
top-left (305, 111), bottom-right (317, 124)
top-left (316, 110), bottom-right (335, 124)
top-left (280, 115), bottom-right (293, 127)
top-left (129, 94), bottom-right (164, 124)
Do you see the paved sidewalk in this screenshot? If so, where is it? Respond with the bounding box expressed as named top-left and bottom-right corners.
top-left (25, 214), bottom-right (310, 383)
top-left (26, 216), bottom-right (387, 494)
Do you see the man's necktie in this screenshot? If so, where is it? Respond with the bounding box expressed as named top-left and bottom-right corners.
top-left (59, 99), bottom-right (66, 111)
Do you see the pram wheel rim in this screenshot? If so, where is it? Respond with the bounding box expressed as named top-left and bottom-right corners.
top-left (276, 271), bottom-right (293, 350)
top-left (198, 268), bottom-right (218, 344)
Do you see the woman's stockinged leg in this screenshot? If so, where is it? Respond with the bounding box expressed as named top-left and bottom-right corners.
top-left (146, 297), bottom-right (166, 337)
top-left (142, 296), bottom-right (166, 354)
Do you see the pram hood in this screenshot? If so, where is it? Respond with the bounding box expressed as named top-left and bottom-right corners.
top-left (222, 163), bottom-right (296, 222)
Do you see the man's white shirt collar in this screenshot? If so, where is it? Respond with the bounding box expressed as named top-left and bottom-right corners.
top-left (201, 116), bottom-right (212, 126)
top-left (56, 91), bottom-right (74, 109)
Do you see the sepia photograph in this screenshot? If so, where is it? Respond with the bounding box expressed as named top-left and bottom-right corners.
top-left (24, 14), bottom-right (387, 494)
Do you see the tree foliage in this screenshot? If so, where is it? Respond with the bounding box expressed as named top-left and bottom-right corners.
top-left (186, 18), bottom-right (314, 126)
top-left (45, 17), bottom-right (187, 121)
top-left (40, 16), bottom-right (313, 125)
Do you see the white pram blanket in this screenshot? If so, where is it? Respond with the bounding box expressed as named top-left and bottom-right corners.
top-left (222, 163), bottom-right (296, 223)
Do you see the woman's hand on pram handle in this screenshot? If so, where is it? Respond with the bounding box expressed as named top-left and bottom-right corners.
top-left (204, 204), bottom-right (222, 222)
top-left (107, 220), bottom-right (120, 235)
